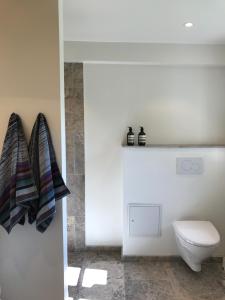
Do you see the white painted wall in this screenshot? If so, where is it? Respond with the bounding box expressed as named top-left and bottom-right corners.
top-left (84, 63), bottom-right (225, 247)
top-left (65, 42), bottom-right (225, 66)
top-left (0, 1), bottom-right (67, 300)
top-left (123, 147), bottom-right (225, 256)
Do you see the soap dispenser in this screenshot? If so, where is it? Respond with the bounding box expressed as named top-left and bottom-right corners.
top-left (138, 127), bottom-right (146, 146)
top-left (127, 127), bottom-right (135, 146)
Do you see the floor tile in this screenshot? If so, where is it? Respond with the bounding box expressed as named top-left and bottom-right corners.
top-left (68, 251), bottom-right (225, 300)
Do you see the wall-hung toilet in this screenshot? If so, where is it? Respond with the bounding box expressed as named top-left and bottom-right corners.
top-left (173, 221), bottom-right (220, 272)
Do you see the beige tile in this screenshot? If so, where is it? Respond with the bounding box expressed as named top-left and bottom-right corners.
top-left (65, 63), bottom-right (85, 250)
top-left (68, 251), bottom-right (225, 300)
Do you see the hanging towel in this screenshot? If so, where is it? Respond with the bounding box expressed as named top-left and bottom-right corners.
top-left (29, 113), bottom-right (70, 233)
top-left (0, 113), bottom-right (38, 233)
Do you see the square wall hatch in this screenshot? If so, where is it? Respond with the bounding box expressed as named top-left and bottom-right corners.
top-left (129, 204), bottom-right (161, 237)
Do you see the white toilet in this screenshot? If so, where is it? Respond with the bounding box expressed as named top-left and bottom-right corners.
top-left (173, 220), bottom-right (220, 272)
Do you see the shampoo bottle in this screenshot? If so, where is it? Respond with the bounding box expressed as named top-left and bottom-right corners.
top-left (127, 127), bottom-right (135, 146)
top-left (138, 127), bottom-right (146, 146)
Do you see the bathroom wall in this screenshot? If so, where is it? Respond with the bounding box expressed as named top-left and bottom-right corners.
top-left (84, 63), bottom-right (225, 246)
top-left (0, 1), bottom-right (67, 300)
top-left (123, 147), bottom-right (225, 256)
top-left (65, 42), bottom-right (225, 66)
top-left (65, 63), bottom-right (85, 251)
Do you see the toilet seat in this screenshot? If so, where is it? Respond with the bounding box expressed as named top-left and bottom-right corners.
top-left (173, 221), bottom-right (220, 247)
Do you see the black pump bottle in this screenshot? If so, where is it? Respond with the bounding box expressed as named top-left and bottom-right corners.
top-left (138, 127), bottom-right (146, 146)
top-left (127, 127), bottom-right (135, 146)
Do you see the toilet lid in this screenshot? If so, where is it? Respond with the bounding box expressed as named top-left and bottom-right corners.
top-left (173, 221), bottom-right (220, 246)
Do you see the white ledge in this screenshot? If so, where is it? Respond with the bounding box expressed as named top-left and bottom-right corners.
top-left (122, 144), bottom-right (225, 149)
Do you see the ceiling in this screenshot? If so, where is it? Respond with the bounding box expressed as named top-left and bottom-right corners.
top-left (63, 0), bottom-right (225, 44)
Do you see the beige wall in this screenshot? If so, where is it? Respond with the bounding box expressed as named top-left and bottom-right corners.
top-left (0, 1), bottom-right (66, 300)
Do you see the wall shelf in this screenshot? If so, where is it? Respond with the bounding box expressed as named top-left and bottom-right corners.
top-left (122, 144), bottom-right (225, 149)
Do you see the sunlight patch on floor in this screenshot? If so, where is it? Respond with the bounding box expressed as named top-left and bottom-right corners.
top-left (66, 266), bottom-right (81, 286)
top-left (82, 268), bottom-right (108, 288)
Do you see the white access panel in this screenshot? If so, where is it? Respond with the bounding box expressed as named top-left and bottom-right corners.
top-left (129, 204), bottom-right (161, 237)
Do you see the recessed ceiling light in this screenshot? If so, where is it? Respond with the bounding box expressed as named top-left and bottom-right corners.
top-left (184, 22), bottom-right (193, 28)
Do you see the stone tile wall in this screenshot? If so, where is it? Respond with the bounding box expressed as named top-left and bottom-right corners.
top-left (65, 63), bottom-right (85, 251)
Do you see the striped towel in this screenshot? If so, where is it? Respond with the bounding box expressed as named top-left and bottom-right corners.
top-left (29, 113), bottom-right (70, 233)
top-left (0, 113), bottom-right (38, 233)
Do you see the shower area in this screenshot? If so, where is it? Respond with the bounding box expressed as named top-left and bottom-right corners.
top-left (63, 62), bottom-right (225, 300)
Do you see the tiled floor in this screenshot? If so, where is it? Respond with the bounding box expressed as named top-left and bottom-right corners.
top-left (68, 250), bottom-right (225, 300)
